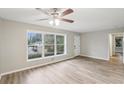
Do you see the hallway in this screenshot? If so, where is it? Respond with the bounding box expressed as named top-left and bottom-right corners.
top-left (110, 53), bottom-right (123, 64)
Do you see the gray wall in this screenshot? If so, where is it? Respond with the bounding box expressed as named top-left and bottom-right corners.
top-left (0, 19), bottom-right (78, 74)
top-left (1, 18), bottom-right (124, 74)
top-left (80, 29), bottom-right (124, 60)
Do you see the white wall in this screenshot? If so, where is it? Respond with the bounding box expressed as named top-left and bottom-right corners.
top-left (74, 34), bottom-right (80, 56)
top-left (0, 18), bottom-right (3, 73)
top-left (0, 18), bottom-right (78, 74)
top-left (80, 29), bottom-right (124, 60)
top-left (80, 31), bottom-right (109, 60)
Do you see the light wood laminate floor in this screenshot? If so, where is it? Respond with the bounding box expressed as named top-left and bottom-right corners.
top-left (0, 56), bottom-right (124, 84)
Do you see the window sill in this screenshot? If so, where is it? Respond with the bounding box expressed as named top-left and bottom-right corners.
top-left (27, 53), bottom-right (67, 62)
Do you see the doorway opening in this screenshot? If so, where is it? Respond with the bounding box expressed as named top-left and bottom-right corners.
top-left (109, 33), bottom-right (123, 64)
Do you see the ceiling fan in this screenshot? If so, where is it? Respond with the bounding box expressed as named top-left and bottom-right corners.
top-left (35, 8), bottom-right (74, 26)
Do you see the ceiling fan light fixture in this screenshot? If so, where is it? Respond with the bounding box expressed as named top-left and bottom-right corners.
top-left (55, 19), bottom-right (60, 26)
top-left (36, 8), bottom-right (74, 25)
top-left (49, 19), bottom-right (60, 26)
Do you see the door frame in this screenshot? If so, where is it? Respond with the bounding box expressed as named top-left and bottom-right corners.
top-left (109, 33), bottom-right (124, 63)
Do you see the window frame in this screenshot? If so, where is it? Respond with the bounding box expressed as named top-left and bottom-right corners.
top-left (27, 30), bottom-right (67, 62)
top-left (56, 35), bottom-right (65, 55)
top-left (44, 34), bottom-right (55, 57)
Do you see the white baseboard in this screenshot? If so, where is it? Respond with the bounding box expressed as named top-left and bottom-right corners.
top-left (80, 54), bottom-right (109, 61)
top-left (1, 56), bottom-right (75, 77)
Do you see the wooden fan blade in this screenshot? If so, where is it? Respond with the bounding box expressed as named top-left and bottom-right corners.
top-left (36, 8), bottom-right (49, 15)
top-left (60, 18), bottom-right (74, 23)
top-left (37, 18), bottom-right (49, 21)
top-left (60, 8), bottom-right (73, 17)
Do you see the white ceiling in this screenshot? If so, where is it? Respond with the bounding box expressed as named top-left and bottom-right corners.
top-left (0, 8), bottom-right (124, 32)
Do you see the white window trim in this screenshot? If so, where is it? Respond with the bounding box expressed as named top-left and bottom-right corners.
top-left (27, 30), bottom-right (67, 62)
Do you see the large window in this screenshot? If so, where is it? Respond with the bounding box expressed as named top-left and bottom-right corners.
top-left (27, 31), bottom-right (66, 61)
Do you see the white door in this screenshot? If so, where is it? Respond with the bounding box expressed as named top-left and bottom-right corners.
top-left (74, 35), bottom-right (80, 56)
